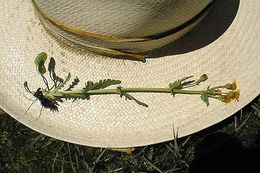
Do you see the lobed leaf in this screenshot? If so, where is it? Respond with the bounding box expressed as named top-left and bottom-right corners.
top-left (93, 79), bottom-right (121, 90)
top-left (58, 73), bottom-right (71, 89)
top-left (66, 77), bottom-right (80, 91)
top-left (84, 81), bottom-right (95, 91)
top-left (84, 79), bottom-right (121, 91)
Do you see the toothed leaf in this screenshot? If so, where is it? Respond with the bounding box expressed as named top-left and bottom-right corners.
top-left (93, 79), bottom-right (121, 90)
top-left (84, 81), bottom-right (95, 91)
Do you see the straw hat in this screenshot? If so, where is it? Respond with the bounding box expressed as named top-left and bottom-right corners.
top-left (0, 0), bottom-right (259, 147)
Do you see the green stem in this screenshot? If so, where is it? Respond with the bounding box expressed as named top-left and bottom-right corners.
top-left (47, 88), bottom-right (218, 99)
top-left (87, 88), bottom-right (210, 95)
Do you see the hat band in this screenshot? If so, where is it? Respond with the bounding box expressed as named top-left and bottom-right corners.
top-left (31, 0), bottom-right (214, 43)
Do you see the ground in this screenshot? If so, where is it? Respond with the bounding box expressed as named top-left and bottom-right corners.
top-left (0, 97), bottom-right (259, 173)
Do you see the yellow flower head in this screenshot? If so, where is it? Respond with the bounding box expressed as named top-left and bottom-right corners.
top-left (226, 89), bottom-right (240, 102)
top-left (225, 95), bottom-right (232, 104)
top-left (231, 81), bottom-right (237, 90)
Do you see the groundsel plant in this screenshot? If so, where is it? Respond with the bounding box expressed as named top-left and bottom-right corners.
top-left (24, 52), bottom-right (240, 113)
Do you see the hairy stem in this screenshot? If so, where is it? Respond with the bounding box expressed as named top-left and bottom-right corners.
top-left (46, 88), bottom-right (219, 99)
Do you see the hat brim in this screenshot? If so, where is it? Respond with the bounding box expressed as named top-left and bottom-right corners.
top-left (0, 0), bottom-right (259, 147)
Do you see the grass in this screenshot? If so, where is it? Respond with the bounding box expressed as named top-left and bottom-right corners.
top-left (0, 97), bottom-right (259, 173)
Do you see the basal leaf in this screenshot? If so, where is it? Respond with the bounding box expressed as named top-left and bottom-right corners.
top-left (58, 73), bottom-right (71, 88)
top-left (24, 81), bottom-right (33, 94)
top-left (48, 57), bottom-right (55, 74)
top-left (56, 76), bottom-right (64, 84)
top-left (48, 57), bottom-right (57, 82)
top-left (55, 73), bottom-right (71, 91)
top-left (35, 52), bottom-right (47, 74)
top-left (66, 77), bottom-right (80, 91)
top-left (64, 73), bottom-right (71, 84)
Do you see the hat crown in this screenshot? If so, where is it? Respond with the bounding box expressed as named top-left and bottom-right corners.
top-left (33, 0), bottom-right (212, 38)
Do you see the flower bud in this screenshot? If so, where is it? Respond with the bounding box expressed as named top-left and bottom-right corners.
top-left (196, 74), bottom-right (208, 84)
top-left (200, 74), bottom-right (208, 82)
top-left (224, 81), bottom-right (237, 90)
top-left (219, 95), bottom-right (232, 104)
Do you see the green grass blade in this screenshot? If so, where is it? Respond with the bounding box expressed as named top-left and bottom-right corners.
top-left (52, 152), bottom-right (59, 173)
top-left (67, 144), bottom-right (77, 173)
top-left (143, 157), bottom-right (163, 173)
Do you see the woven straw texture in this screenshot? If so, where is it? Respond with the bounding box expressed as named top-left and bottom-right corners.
top-left (0, 0), bottom-right (259, 147)
top-left (33, 0), bottom-right (211, 37)
top-left (32, 0), bottom-right (212, 53)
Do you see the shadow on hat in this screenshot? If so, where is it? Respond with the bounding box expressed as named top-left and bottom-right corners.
top-left (149, 0), bottom-right (240, 57)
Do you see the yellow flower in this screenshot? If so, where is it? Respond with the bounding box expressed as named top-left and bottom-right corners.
top-left (231, 81), bottom-right (237, 90)
top-left (226, 89), bottom-right (240, 102)
top-left (224, 95), bottom-right (232, 104)
top-left (233, 89), bottom-right (240, 101)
